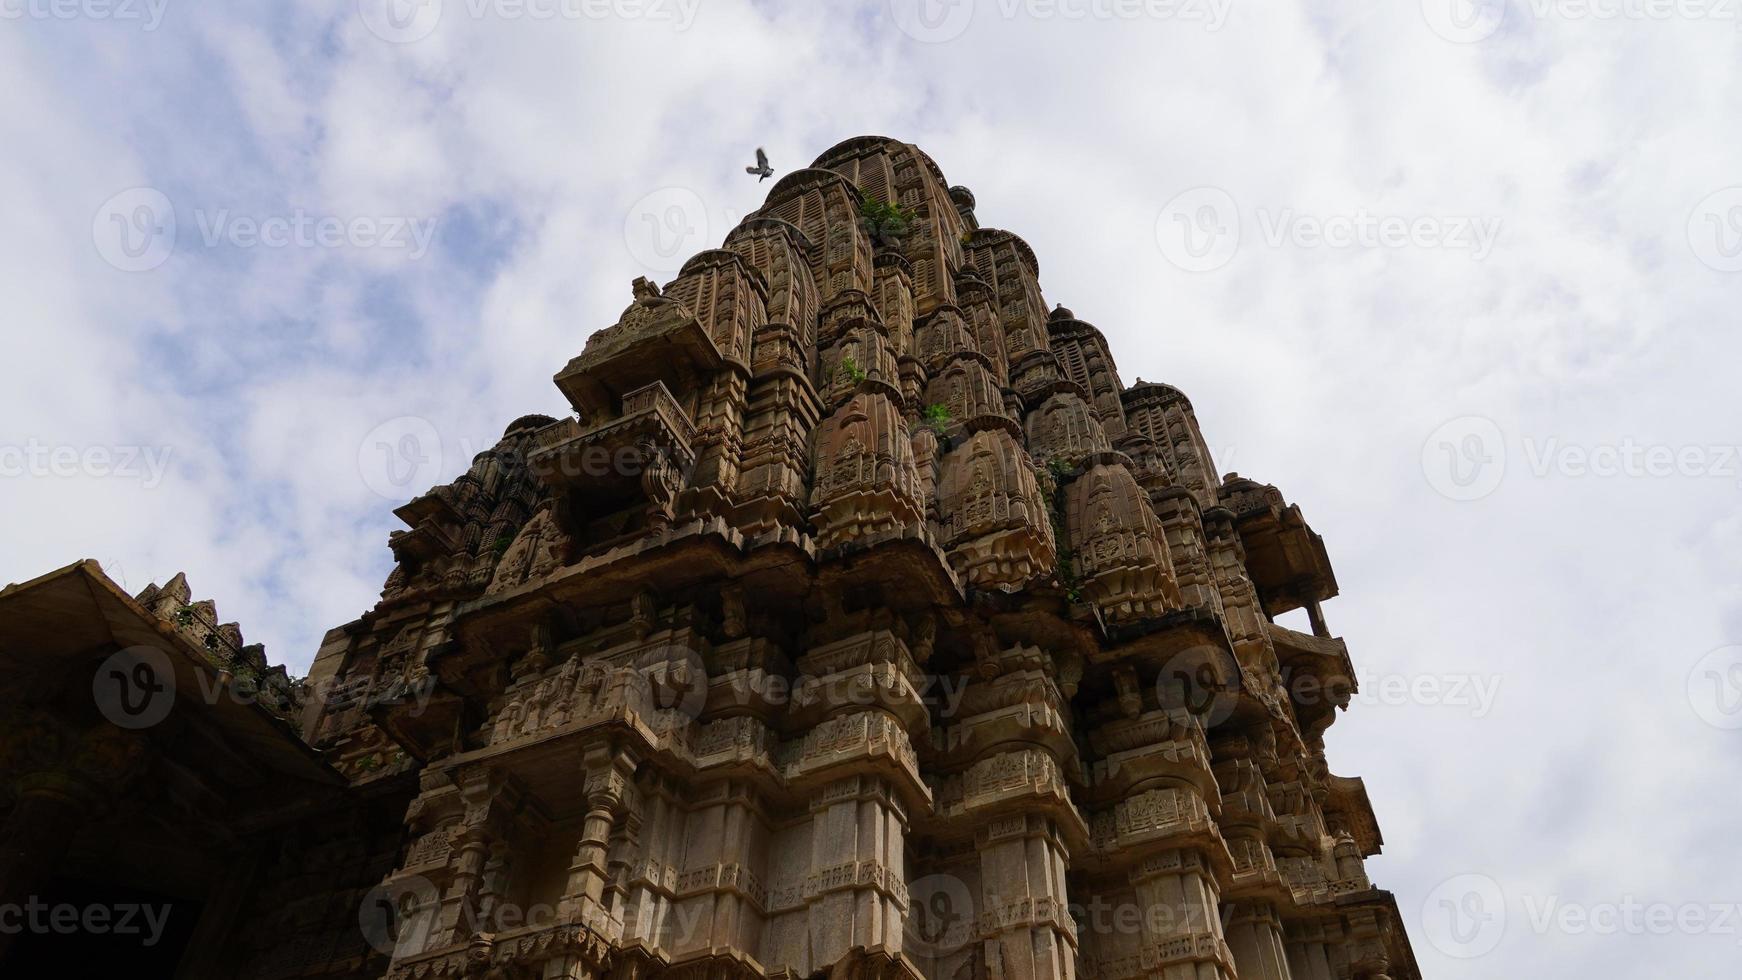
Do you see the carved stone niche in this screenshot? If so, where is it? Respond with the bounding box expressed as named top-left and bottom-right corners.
top-left (486, 501), bottom-right (569, 594)
top-left (872, 250), bottom-right (916, 357)
top-left (555, 283), bottom-right (722, 424)
top-left (1026, 390), bottom-right (1113, 468)
top-left (660, 248), bottom-right (769, 370)
top-left (1064, 461), bottom-right (1182, 623)
top-left (935, 429), bottom-right (1056, 591)
top-left (526, 380), bottom-right (697, 549)
top-left (921, 353), bottom-right (1007, 436)
top-left (953, 269), bottom-right (1007, 385)
top-left (818, 318), bottom-right (902, 409)
top-left (725, 216), bottom-right (820, 346)
top-left (808, 391), bottom-right (925, 550)
top-left (912, 304), bottom-right (981, 376)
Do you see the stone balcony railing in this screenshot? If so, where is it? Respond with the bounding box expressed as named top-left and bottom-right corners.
top-left (527, 380), bottom-right (698, 491)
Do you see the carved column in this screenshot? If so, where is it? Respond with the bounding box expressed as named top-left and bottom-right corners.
top-left (562, 752), bottom-right (635, 930)
top-left (802, 773), bottom-right (908, 968)
top-left (436, 766), bottom-right (525, 946)
top-left (1128, 848), bottom-right (1233, 980)
top-left (975, 814), bottom-right (1076, 980)
top-left (1282, 922), bottom-right (1339, 980)
top-left (1224, 901), bottom-right (1293, 980)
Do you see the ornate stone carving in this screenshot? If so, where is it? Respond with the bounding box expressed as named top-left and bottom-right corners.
top-left (5, 136), bottom-right (1418, 980)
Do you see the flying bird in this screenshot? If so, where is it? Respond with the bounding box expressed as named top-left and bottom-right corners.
top-left (746, 147), bottom-right (773, 182)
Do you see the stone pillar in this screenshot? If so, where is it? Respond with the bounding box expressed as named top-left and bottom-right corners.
top-left (804, 774), bottom-right (907, 967)
top-left (1282, 922), bottom-right (1340, 980)
top-left (975, 814), bottom-right (1076, 980)
top-left (1225, 902), bottom-right (1293, 980)
top-left (427, 767), bottom-right (525, 948)
top-left (1130, 849), bottom-right (1233, 980)
top-left (561, 761), bottom-right (631, 928)
top-left (1152, 490), bottom-right (1217, 610)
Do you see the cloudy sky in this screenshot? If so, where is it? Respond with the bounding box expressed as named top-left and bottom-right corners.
top-left (2, 0), bottom-right (1738, 974)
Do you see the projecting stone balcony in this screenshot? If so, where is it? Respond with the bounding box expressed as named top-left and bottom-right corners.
top-left (554, 288), bottom-right (723, 417)
top-left (526, 381), bottom-right (697, 492)
top-left (1267, 621), bottom-right (1356, 734)
top-left (1220, 474), bottom-right (1339, 617)
top-left (388, 490), bottom-right (462, 562)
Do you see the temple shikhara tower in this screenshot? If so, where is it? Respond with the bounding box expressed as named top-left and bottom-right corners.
top-left (0, 137), bottom-right (1417, 979)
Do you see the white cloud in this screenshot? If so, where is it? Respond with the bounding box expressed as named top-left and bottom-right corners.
top-left (2, 2), bottom-right (1738, 974)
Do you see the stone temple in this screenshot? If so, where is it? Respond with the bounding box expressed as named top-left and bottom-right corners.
top-left (0, 136), bottom-right (1419, 979)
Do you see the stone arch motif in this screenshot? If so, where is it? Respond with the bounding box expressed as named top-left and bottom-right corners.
top-left (1046, 307), bottom-right (1128, 438)
top-left (935, 429), bottom-right (1056, 591)
top-left (963, 227), bottom-right (1047, 359)
top-left (913, 305), bottom-right (981, 375)
top-left (818, 318), bottom-right (901, 410)
top-left (814, 135), bottom-right (967, 315)
top-left (662, 249), bottom-right (768, 368)
top-left (955, 268), bottom-right (1008, 386)
top-left (922, 355), bottom-right (1005, 433)
top-left (726, 217), bottom-right (820, 350)
top-left (1025, 391), bottom-right (1113, 467)
top-left (1064, 462), bottom-right (1182, 622)
top-left (762, 168), bottom-right (874, 303)
top-left (808, 391), bottom-right (925, 550)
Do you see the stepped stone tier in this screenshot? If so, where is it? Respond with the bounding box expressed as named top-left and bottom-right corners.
top-left (0, 137), bottom-right (1418, 980)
